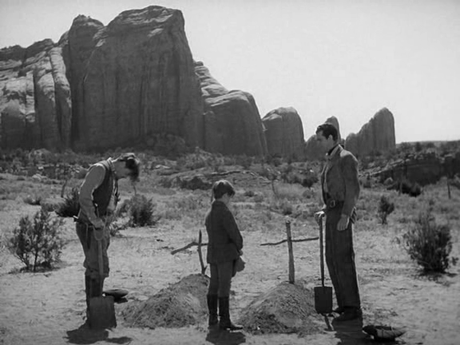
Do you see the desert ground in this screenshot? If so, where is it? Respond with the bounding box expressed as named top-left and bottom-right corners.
top-left (0, 154), bottom-right (459, 345)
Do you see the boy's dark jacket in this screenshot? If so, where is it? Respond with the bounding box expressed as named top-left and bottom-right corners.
top-left (205, 200), bottom-right (243, 264)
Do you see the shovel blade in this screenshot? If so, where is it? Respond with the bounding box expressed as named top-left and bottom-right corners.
top-left (314, 286), bottom-right (333, 314)
top-left (88, 295), bottom-right (117, 330)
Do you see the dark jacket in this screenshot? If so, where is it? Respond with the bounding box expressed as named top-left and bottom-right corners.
top-left (321, 145), bottom-right (360, 217)
top-left (205, 200), bottom-right (243, 264)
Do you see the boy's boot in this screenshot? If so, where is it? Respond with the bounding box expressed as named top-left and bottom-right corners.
top-left (207, 294), bottom-right (218, 327)
top-left (218, 297), bottom-right (243, 331)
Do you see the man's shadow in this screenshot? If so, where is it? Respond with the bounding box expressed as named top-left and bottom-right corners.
top-left (66, 322), bottom-right (132, 345)
top-left (205, 326), bottom-right (246, 345)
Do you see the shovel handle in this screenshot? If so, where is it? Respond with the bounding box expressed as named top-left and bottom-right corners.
top-left (319, 217), bottom-right (325, 288)
top-left (97, 238), bottom-right (104, 293)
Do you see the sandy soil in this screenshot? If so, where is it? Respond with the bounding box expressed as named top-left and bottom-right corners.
top-left (1, 177), bottom-right (459, 345)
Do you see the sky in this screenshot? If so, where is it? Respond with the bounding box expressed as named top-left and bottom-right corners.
top-left (1, 0), bottom-right (459, 143)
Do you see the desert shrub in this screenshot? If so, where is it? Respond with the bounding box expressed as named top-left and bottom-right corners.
top-left (300, 172), bottom-right (318, 188)
top-left (8, 208), bottom-right (65, 271)
top-left (253, 193), bottom-right (264, 203)
top-left (377, 195), bottom-right (395, 225)
top-left (244, 190), bottom-right (255, 197)
top-left (273, 183), bottom-right (305, 202)
top-left (129, 194), bottom-right (159, 227)
top-left (235, 155), bottom-right (252, 169)
top-left (269, 197), bottom-right (293, 215)
top-left (389, 180), bottom-right (422, 197)
top-left (403, 209), bottom-right (455, 273)
top-left (256, 165), bottom-right (276, 180)
top-left (55, 186), bottom-right (80, 218)
top-left (23, 194), bottom-right (42, 206)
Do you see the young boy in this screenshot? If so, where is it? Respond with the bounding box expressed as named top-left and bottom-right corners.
top-left (205, 180), bottom-right (243, 330)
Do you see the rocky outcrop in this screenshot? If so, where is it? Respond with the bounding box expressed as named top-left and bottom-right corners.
top-left (63, 7), bottom-right (204, 151)
top-left (345, 108), bottom-right (395, 158)
top-left (262, 107), bottom-right (305, 159)
top-left (0, 39), bottom-right (63, 149)
top-left (0, 6), bottom-right (289, 156)
top-left (196, 62), bottom-right (267, 156)
top-left (377, 151), bottom-right (447, 186)
top-left (304, 116), bottom-right (341, 161)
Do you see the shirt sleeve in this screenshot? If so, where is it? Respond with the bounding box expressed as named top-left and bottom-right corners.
top-left (341, 154), bottom-right (360, 217)
top-left (222, 208), bottom-right (243, 251)
top-left (79, 164), bottom-right (105, 227)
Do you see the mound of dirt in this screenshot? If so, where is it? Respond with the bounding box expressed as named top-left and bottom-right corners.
top-left (238, 280), bottom-right (323, 335)
top-left (121, 274), bottom-right (209, 328)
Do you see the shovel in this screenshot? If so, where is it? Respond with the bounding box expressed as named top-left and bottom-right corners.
top-left (314, 215), bottom-right (333, 314)
top-left (88, 231), bottom-right (117, 330)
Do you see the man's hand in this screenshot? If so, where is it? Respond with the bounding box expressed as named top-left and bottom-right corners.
top-left (314, 211), bottom-right (325, 225)
top-left (337, 214), bottom-right (349, 231)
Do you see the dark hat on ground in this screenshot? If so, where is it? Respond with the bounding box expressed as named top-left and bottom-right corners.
top-left (363, 324), bottom-right (406, 342)
top-left (103, 288), bottom-right (128, 302)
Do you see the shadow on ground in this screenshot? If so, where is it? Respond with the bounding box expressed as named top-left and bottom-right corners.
top-left (205, 326), bottom-right (246, 345)
top-left (66, 323), bottom-right (132, 345)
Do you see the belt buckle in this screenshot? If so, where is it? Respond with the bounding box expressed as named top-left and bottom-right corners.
top-left (329, 199), bottom-right (336, 208)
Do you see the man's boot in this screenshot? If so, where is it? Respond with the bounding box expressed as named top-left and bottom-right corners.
top-left (218, 297), bottom-right (242, 331)
top-left (207, 294), bottom-right (218, 327)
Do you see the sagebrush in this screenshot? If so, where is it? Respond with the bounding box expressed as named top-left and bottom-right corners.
top-left (55, 186), bottom-right (80, 218)
top-left (129, 194), bottom-right (160, 227)
top-left (8, 208), bottom-right (65, 271)
top-left (378, 195), bottom-right (395, 225)
top-left (403, 209), bottom-right (454, 273)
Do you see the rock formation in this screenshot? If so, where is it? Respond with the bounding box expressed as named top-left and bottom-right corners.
top-left (0, 40), bottom-right (57, 149)
top-left (62, 7), bottom-right (204, 151)
top-left (0, 6), bottom-right (273, 156)
top-left (195, 62), bottom-right (267, 156)
top-left (262, 107), bottom-right (305, 159)
top-left (304, 116), bottom-right (340, 161)
top-left (345, 108), bottom-right (395, 158)
top-left (377, 151), bottom-right (445, 186)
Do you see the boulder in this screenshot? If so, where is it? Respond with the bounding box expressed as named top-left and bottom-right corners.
top-left (262, 107), bottom-right (305, 159)
top-left (196, 61), bottom-right (267, 156)
top-left (345, 108), bottom-right (396, 158)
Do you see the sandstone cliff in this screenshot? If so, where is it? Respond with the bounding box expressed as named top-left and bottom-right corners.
top-left (0, 6), bottom-right (274, 155)
top-left (262, 107), bottom-right (304, 159)
top-left (345, 108), bottom-right (396, 158)
top-left (0, 39), bottom-right (68, 150)
top-left (62, 7), bottom-right (204, 151)
top-left (195, 62), bottom-right (267, 156)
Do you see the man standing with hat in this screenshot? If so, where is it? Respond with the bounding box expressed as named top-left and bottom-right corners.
top-left (76, 153), bottom-right (140, 320)
top-left (314, 123), bottom-right (362, 321)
